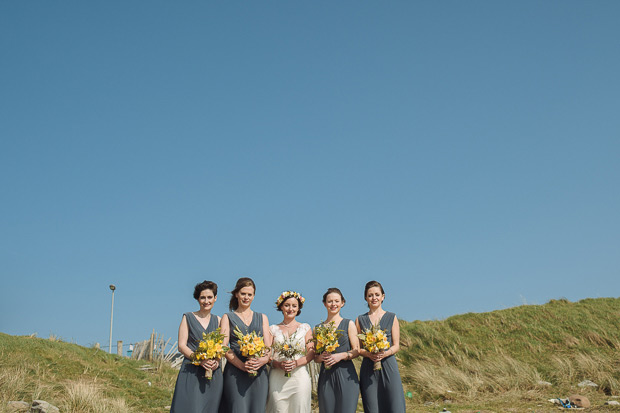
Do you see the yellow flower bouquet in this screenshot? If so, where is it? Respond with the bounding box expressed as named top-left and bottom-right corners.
top-left (191, 328), bottom-right (229, 379)
top-left (312, 321), bottom-right (343, 370)
top-left (233, 326), bottom-right (267, 377)
top-left (272, 332), bottom-right (306, 377)
top-left (357, 323), bottom-right (390, 370)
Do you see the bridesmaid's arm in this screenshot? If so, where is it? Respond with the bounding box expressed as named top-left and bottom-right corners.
top-left (258, 314), bottom-right (272, 367)
top-left (220, 314), bottom-right (230, 347)
top-left (387, 316), bottom-right (401, 356)
top-left (347, 320), bottom-right (360, 360)
top-left (177, 315), bottom-right (193, 359)
top-left (262, 314), bottom-right (273, 348)
top-left (221, 314), bottom-right (247, 372)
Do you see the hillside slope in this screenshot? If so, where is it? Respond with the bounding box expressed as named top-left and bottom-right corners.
top-left (0, 333), bottom-right (177, 412)
top-left (2, 297), bottom-right (620, 412)
top-left (398, 297), bottom-right (620, 409)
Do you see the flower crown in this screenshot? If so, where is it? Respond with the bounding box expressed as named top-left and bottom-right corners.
top-left (275, 291), bottom-right (305, 306)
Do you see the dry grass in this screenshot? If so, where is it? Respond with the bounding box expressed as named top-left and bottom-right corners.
top-left (0, 366), bottom-right (30, 405)
top-left (62, 380), bottom-right (134, 413)
top-left (0, 333), bottom-right (177, 412)
top-left (399, 297), bottom-right (620, 410)
top-left (0, 366), bottom-right (134, 413)
top-left (404, 353), bottom-right (543, 399)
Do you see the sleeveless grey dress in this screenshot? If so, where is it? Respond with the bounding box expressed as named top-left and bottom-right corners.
top-left (317, 318), bottom-right (360, 413)
top-left (357, 312), bottom-right (406, 413)
top-left (219, 312), bottom-right (268, 413)
top-left (170, 312), bottom-right (223, 413)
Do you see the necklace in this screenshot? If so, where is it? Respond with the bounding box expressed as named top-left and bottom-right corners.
top-left (235, 310), bottom-right (253, 326)
top-left (280, 320), bottom-right (298, 331)
top-left (369, 310), bottom-right (385, 324)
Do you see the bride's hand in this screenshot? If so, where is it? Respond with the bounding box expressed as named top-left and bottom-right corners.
top-left (282, 359), bottom-right (296, 372)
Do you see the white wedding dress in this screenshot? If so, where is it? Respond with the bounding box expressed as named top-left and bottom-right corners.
top-left (266, 323), bottom-right (312, 413)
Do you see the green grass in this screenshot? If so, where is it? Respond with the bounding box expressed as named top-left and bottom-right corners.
top-left (3, 297), bottom-right (620, 412)
top-left (0, 333), bottom-right (177, 412)
top-left (398, 297), bottom-right (620, 411)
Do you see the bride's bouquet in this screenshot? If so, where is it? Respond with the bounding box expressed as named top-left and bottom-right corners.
top-left (191, 328), bottom-right (229, 379)
top-left (272, 332), bottom-right (305, 377)
top-left (357, 323), bottom-right (390, 370)
top-left (312, 321), bottom-right (343, 370)
top-left (233, 326), bottom-right (268, 377)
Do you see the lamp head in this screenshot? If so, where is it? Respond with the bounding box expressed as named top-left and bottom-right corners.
top-left (109, 284), bottom-right (116, 291)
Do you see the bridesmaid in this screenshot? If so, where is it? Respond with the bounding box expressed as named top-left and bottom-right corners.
top-left (356, 280), bottom-right (406, 413)
top-left (314, 287), bottom-right (360, 413)
top-left (170, 280), bottom-right (223, 412)
top-left (219, 277), bottom-right (272, 413)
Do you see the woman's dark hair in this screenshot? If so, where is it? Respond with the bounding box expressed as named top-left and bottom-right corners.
top-left (364, 280), bottom-right (385, 307)
top-left (193, 280), bottom-right (218, 300)
top-left (277, 296), bottom-right (303, 316)
top-left (322, 287), bottom-right (346, 305)
top-left (229, 277), bottom-right (256, 311)
top-left (364, 280), bottom-right (385, 299)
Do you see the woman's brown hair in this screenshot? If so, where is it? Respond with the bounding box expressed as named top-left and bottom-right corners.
top-left (229, 277), bottom-right (256, 311)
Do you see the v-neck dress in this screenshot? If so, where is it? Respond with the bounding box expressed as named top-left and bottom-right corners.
top-left (357, 311), bottom-right (406, 413)
top-left (220, 311), bottom-right (269, 413)
top-left (266, 323), bottom-right (312, 412)
top-left (316, 318), bottom-right (360, 413)
top-left (170, 312), bottom-right (223, 413)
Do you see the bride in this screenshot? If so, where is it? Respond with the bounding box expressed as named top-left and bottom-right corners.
top-left (267, 291), bottom-right (314, 413)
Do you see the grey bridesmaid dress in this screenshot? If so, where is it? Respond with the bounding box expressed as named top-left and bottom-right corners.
top-left (170, 312), bottom-right (223, 413)
top-left (219, 312), bottom-right (268, 413)
top-left (317, 318), bottom-right (360, 413)
top-left (357, 312), bottom-right (406, 413)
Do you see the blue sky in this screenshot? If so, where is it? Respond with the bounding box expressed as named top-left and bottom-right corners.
top-left (1, 1), bottom-right (619, 350)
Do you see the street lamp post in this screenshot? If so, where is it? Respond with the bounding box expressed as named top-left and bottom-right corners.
top-left (109, 284), bottom-right (116, 354)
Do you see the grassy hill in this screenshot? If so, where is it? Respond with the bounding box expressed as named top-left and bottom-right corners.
top-left (2, 297), bottom-right (620, 412)
top-left (0, 333), bottom-right (178, 412)
top-left (398, 297), bottom-right (620, 410)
